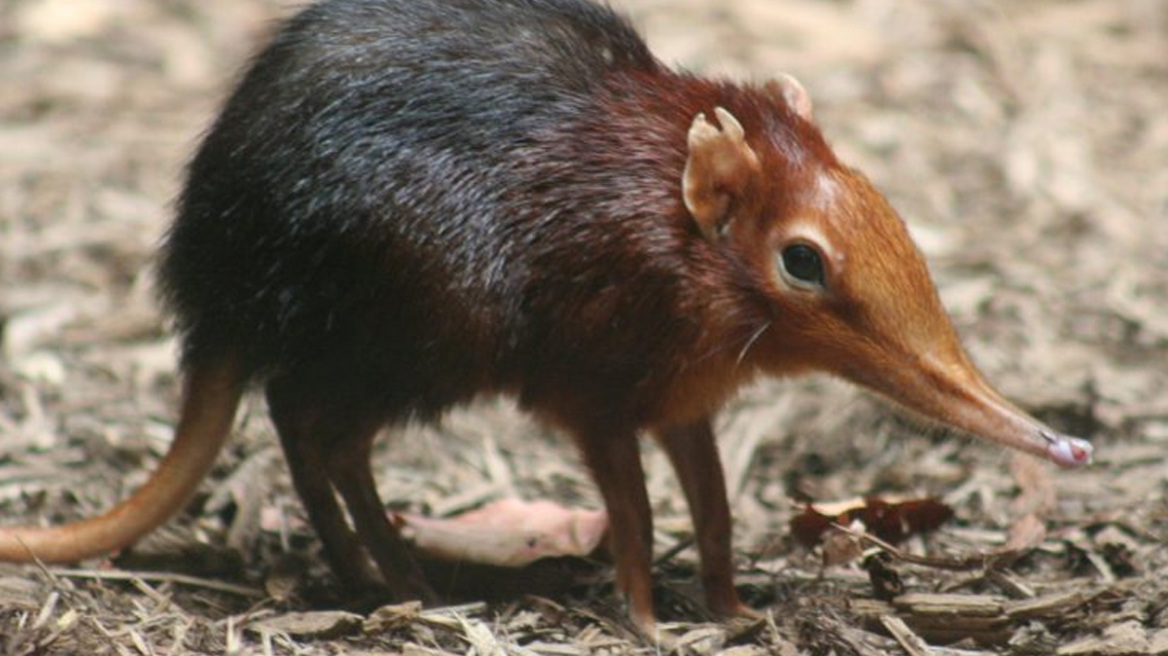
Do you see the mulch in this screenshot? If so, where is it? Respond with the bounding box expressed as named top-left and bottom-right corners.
top-left (1, 0), bottom-right (1165, 653)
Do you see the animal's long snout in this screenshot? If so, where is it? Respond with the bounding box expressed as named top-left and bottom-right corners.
top-left (851, 355), bottom-right (1093, 468)
top-left (944, 375), bottom-right (1093, 468)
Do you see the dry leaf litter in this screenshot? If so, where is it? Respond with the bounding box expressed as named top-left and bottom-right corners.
top-left (1, 0), bottom-right (1165, 654)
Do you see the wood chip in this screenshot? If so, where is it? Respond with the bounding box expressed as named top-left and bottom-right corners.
top-left (880, 615), bottom-right (936, 656)
top-left (248, 611), bottom-right (363, 639)
top-left (1004, 590), bottom-right (1091, 620)
top-left (892, 593), bottom-right (1005, 617)
top-left (458, 616), bottom-right (508, 656)
top-left (674, 626), bottom-right (726, 653)
top-left (1148, 628), bottom-right (1168, 655)
top-left (525, 642), bottom-right (588, 656)
top-left (0, 576), bottom-right (43, 609)
top-left (1057, 621), bottom-right (1150, 656)
top-left (364, 601), bottom-right (424, 634)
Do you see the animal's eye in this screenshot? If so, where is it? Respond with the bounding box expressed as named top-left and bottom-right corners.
top-left (779, 244), bottom-right (825, 287)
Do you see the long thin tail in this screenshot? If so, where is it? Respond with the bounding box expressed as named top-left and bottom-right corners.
top-left (0, 357), bottom-right (245, 562)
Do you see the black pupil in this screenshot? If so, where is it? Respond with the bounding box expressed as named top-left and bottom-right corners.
top-left (782, 245), bottom-right (823, 284)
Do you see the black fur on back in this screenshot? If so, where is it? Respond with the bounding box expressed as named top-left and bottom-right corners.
top-left (158, 0), bottom-right (761, 421)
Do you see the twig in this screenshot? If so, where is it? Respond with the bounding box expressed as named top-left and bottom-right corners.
top-left (654, 535), bottom-right (695, 567)
top-left (831, 523), bottom-right (1029, 572)
top-left (420, 601), bottom-right (488, 619)
top-left (49, 568), bottom-right (265, 598)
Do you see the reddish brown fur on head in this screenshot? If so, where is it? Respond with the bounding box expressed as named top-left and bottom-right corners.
top-left (681, 77), bottom-right (1092, 468)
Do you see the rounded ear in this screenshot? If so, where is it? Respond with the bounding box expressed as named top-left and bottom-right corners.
top-left (682, 107), bottom-right (761, 240)
top-left (764, 73), bottom-right (813, 121)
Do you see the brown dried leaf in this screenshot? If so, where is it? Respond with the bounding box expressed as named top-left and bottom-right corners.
top-left (791, 496), bottom-right (955, 548)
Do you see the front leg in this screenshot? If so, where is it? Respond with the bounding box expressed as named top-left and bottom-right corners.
top-left (655, 418), bottom-right (744, 617)
top-left (570, 423), bottom-right (657, 633)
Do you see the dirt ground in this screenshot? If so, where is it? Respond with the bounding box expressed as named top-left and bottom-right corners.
top-left (0, 0), bottom-right (1165, 654)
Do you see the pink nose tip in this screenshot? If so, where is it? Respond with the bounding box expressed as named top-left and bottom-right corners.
top-left (1042, 430), bottom-right (1094, 468)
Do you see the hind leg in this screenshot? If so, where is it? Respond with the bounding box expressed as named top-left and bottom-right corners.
top-left (267, 379), bottom-right (379, 589)
top-left (265, 376), bottom-right (431, 601)
top-left (327, 426), bottom-right (435, 602)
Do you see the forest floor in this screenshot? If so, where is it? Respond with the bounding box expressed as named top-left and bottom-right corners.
top-left (1, 0), bottom-right (1165, 654)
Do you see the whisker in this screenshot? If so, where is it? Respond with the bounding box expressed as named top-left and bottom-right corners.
top-left (736, 320), bottom-right (771, 368)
